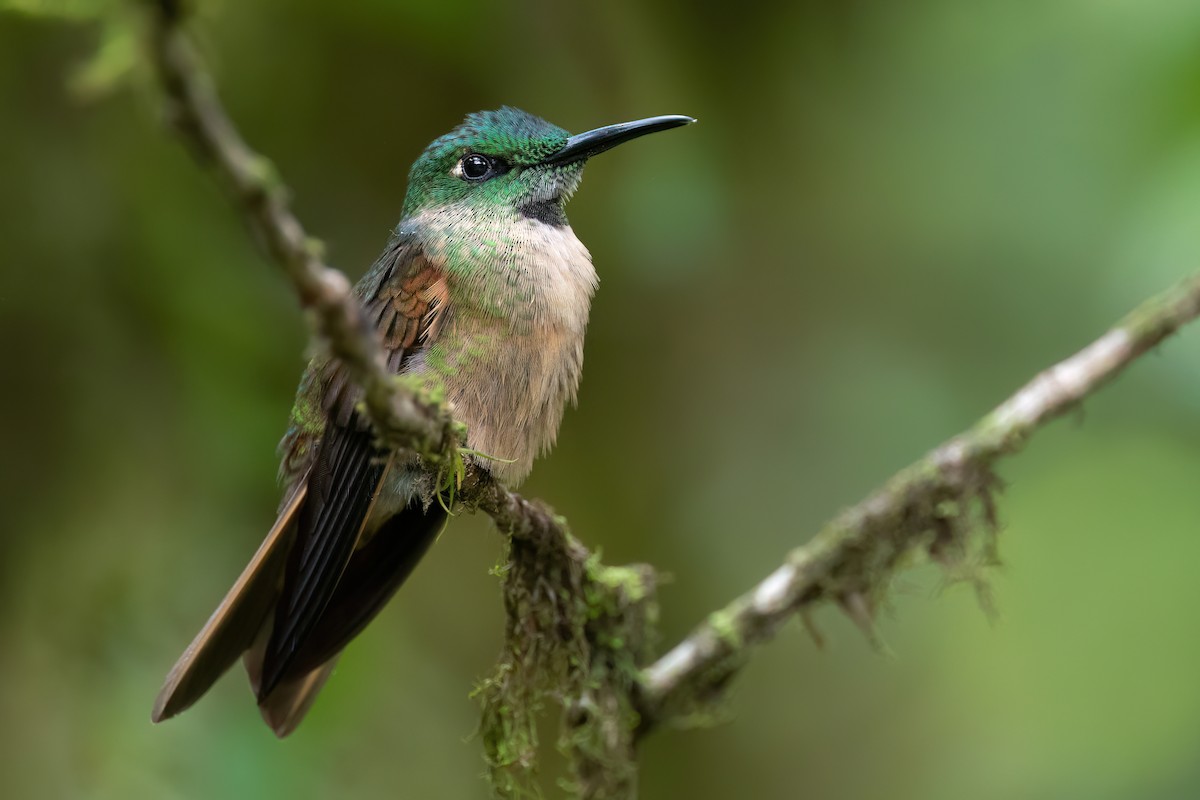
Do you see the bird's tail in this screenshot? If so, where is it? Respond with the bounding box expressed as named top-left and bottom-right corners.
top-left (247, 500), bottom-right (447, 736)
top-left (151, 482), bottom-right (308, 724)
top-left (243, 620), bottom-right (338, 737)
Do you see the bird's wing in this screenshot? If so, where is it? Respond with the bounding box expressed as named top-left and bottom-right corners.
top-left (255, 235), bottom-right (449, 699)
top-left (152, 234), bottom-right (448, 726)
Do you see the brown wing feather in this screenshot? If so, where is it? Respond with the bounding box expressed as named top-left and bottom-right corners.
top-left (285, 502), bottom-right (447, 676)
top-left (152, 480), bottom-right (308, 722)
top-left (153, 233), bottom-right (449, 733)
top-left (323, 244), bottom-right (449, 428)
top-left (255, 239), bottom-right (448, 700)
top-left (255, 430), bottom-right (391, 696)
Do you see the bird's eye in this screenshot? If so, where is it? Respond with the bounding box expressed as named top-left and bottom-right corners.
top-left (460, 154), bottom-right (495, 181)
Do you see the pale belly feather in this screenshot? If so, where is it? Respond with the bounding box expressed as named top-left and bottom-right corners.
top-left (368, 214), bottom-right (597, 525)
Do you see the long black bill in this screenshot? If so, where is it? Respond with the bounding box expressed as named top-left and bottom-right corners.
top-left (540, 114), bottom-right (695, 166)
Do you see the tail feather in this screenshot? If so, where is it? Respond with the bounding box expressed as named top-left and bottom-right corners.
top-left (151, 482), bottom-right (307, 723)
top-left (257, 661), bottom-right (339, 738)
top-left (152, 471), bottom-right (446, 736)
top-left (245, 499), bottom-right (445, 736)
top-left (283, 501), bottom-right (446, 677)
top-left (244, 619), bottom-right (338, 738)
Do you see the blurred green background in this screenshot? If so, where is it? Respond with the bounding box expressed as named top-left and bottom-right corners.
top-left (2, 1), bottom-right (1200, 798)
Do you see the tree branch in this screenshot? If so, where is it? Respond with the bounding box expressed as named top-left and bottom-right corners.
top-left (634, 275), bottom-right (1200, 727)
top-left (145, 0), bottom-right (456, 461)
top-left (145, 1), bottom-right (556, 537)
top-left (140, 2), bottom-right (1200, 795)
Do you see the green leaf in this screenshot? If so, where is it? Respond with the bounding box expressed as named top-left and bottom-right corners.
top-left (68, 17), bottom-right (137, 100)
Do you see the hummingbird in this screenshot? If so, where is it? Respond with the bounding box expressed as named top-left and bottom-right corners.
top-left (151, 107), bottom-right (694, 737)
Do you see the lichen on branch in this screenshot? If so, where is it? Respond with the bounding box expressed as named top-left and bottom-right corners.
top-left (635, 273), bottom-right (1200, 728)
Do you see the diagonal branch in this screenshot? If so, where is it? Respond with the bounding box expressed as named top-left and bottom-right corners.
top-left (140, 0), bottom-right (1200, 794)
top-left (146, 0), bottom-right (456, 461)
top-left (634, 274), bottom-right (1200, 727)
top-left (145, 0), bottom-right (548, 539)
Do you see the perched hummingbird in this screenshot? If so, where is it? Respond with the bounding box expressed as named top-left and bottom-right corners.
top-left (152, 107), bottom-right (694, 736)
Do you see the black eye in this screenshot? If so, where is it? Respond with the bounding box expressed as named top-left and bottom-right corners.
top-left (460, 154), bottom-right (495, 181)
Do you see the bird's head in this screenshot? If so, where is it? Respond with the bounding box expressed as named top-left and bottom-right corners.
top-left (401, 107), bottom-right (694, 226)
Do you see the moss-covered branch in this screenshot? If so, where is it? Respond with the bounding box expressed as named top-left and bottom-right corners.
top-left (140, 2), bottom-right (1200, 797)
top-left (635, 275), bottom-right (1200, 728)
top-left (145, 0), bottom-right (457, 461)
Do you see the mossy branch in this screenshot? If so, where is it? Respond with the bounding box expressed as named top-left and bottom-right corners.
top-left (635, 275), bottom-right (1200, 727)
top-left (139, 3), bottom-right (1200, 798)
top-left (146, 0), bottom-right (456, 462)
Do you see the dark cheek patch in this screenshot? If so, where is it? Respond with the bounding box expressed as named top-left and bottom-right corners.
top-left (517, 198), bottom-right (568, 227)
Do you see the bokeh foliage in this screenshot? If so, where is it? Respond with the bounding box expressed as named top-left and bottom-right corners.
top-left (2, 1), bottom-right (1199, 798)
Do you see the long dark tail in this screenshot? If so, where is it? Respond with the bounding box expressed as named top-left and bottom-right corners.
top-left (249, 500), bottom-right (447, 736)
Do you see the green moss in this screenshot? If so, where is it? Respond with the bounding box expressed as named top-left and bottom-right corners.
top-left (1118, 276), bottom-right (1199, 341)
top-left (707, 608), bottom-right (742, 649)
top-left (245, 154), bottom-right (284, 196)
top-left (304, 236), bottom-right (327, 261)
top-left (396, 371), bottom-right (447, 406)
top-left (588, 562), bottom-right (650, 605)
top-left (477, 410), bottom-right (1012, 795)
top-left (478, 524), bottom-right (656, 799)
